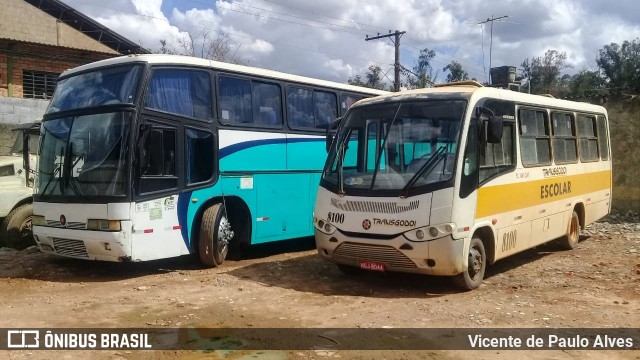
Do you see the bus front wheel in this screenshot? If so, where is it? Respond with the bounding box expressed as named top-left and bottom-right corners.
top-left (199, 204), bottom-right (234, 267)
top-left (2, 204), bottom-right (34, 250)
top-left (559, 210), bottom-right (580, 250)
top-left (453, 237), bottom-right (486, 291)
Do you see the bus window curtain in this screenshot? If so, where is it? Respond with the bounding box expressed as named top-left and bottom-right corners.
top-left (146, 70), bottom-right (195, 118)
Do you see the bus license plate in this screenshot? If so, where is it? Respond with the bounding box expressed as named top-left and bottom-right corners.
top-left (359, 261), bottom-right (385, 272)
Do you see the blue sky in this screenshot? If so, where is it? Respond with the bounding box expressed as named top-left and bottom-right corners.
top-left (62, 0), bottom-right (640, 87)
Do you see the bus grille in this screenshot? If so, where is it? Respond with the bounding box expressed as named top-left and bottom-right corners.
top-left (53, 238), bottom-right (89, 258)
top-left (332, 242), bottom-right (417, 269)
top-left (330, 198), bottom-right (419, 214)
top-left (47, 220), bottom-right (86, 229)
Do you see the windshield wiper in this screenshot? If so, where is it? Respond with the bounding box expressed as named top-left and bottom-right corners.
top-left (370, 104), bottom-right (402, 190)
top-left (400, 145), bottom-right (447, 198)
top-left (41, 149), bottom-right (63, 195)
top-left (337, 145), bottom-right (345, 196)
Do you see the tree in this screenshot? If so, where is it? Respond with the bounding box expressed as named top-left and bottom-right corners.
top-left (405, 48), bottom-right (437, 89)
top-left (442, 61), bottom-right (469, 83)
top-left (520, 50), bottom-right (572, 95)
top-left (157, 29), bottom-right (245, 64)
top-left (567, 70), bottom-right (605, 98)
top-left (596, 39), bottom-right (640, 94)
top-left (348, 65), bottom-right (387, 90)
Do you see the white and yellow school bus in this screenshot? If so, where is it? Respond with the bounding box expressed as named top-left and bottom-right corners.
top-left (313, 82), bottom-right (611, 290)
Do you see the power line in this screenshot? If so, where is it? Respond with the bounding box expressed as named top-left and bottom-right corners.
top-left (253, 0), bottom-right (391, 33)
top-left (74, 1), bottom-right (486, 85)
top-left (366, 30), bottom-right (406, 91)
top-left (71, 2), bottom-right (393, 69)
top-left (184, 1), bottom-right (487, 82)
top-left (185, 0), bottom-right (367, 35)
top-left (235, 0), bottom-right (487, 77)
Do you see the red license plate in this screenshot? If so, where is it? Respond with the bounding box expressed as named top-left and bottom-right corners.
top-left (359, 261), bottom-right (385, 272)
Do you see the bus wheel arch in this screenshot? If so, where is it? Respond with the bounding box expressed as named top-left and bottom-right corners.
top-left (453, 236), bottom-right (487, 291)
top-left (473, 226), bottom-right (496, 265)
top-left (194, 196), bottom-right (251, 265)
top-left (573, 202), bottom-right (585, 229)
top-left (559, 206), bottom-right (582, 250)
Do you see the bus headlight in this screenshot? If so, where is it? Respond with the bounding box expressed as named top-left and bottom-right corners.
top-left (32, 215), bottom-right (46, 226)
top-left (314, 218), bottom-right (336, 235)
top-left (87, 219), bottom-right (121, 231)
top-left (404, 223), bottom-right (455, 242)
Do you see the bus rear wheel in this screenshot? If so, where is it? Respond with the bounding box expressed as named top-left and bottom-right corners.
top-left (199, 204), bottom-right (234, 267)
top-left (453, 237), bottom-right (486, 291)
top-left (559, 210), bottom-right (580, 250)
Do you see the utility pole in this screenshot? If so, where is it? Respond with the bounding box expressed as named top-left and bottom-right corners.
top-left (366, 30), bottom-right (406, 91)
top-left (478, 15), bottom-right (507, 83)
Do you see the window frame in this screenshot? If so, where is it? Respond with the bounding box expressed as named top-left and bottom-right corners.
top-left (286, 85), bottom-right (339, 132)
top-left (137, 118), bottom-right (181, 197)
top-left (143, 66), bottom-right (215, 123)
top-left (518, 107), bottom-right (552, 167)
top-left (576, 113), bottom-right (600, 163)
top-left (550, 111), bottom-right (578, 165)
top-left (22, 70), bottom-right (59, 100)
top-left (596, 115), bottom-right (610, 161)
top-left (217, 74), bottom-right (284, 129)
top-left (184, 125), bottom-right (217, 188)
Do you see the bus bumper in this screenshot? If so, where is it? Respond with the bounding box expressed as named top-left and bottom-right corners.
top-left (315, 229), bottom-right (466, 276)
top-left (33, 223), bottom-right (132, 262)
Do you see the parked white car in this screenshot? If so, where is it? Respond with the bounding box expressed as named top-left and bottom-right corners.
top-left (0, 122), bottom-right (39, 249)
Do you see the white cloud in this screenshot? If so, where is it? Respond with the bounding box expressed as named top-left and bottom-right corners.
top-left (60, 0), bottom-right (640, 84)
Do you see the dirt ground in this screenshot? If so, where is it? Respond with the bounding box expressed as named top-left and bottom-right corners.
top-left (0, 215), bottom-right (638, 360)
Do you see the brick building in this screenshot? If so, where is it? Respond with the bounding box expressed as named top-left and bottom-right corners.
top-left (0, 0), bottom-right (148, 99)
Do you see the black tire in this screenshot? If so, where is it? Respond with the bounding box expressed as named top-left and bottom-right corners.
top-left (559, 210), bottom-right (580, 250)
top-left (198, 204), bottom-right (233, 267)
top-left (2, 204), bottom-right (34, 250)
top-left (453, 237), bottom-right (486, 291)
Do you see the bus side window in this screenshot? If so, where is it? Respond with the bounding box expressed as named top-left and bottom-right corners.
top-left (140, 126), bottom-right (178, 194)
top-left (252, 82), bottom-right (282, 127)
top-left (287, 87), bottom-right (314, 129)
top-left (596, 115), bottom-right (609, 160)
top-left (315, 91), bottom-right (338, 129)
top-left (145, 69), bottom-right (213, 121)
top-left (577, 114), bottom-right (599, 162)
top-left (341, 94), bottom-right (363, 114)
top-left (185, 127), bottom-right (214, 185)
top-left (219, 76), bottom-right (252, 124)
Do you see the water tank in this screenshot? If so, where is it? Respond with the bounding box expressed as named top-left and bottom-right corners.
top-left (490, 66), bottom-right (516, 85)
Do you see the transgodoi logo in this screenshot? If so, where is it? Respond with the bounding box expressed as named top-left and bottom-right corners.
top-left (7, 330), bottom-right (39, 348)
top-left (362, 219), bottom-right (371, 230)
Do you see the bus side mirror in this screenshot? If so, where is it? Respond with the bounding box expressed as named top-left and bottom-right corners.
top-left (487, 115), bottom-right (504, 143)
top-left (326, 117), bottom-right (342, 152)
top-left (476, 107), bottom-right (503, 144)
top-left (22, 131), bottom-right (31, 186)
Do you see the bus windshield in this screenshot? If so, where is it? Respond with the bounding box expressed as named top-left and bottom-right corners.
top-left (47, 65), bottom-right (142, 114)
top-left (323, 100), bottom-right (466, 195)
top-left (36, 111), bottom-right (131, 198)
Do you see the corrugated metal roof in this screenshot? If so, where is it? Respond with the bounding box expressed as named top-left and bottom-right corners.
top-left (22, 0), bottom-right (149, 55)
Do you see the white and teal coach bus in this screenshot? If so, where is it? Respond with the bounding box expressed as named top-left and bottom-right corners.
top-left (31, 54), bottom-right (386, 266)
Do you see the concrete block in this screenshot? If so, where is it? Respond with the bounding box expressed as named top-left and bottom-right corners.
top-left (0, 103), bottom-right (14, 114)
top-left (0, 113), bottom-right (20, 125)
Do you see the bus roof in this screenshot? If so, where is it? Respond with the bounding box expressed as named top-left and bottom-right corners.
top-left (356, 83), bottom-right (607, 115)
top-left (60, 54), bottom-right (389, 96)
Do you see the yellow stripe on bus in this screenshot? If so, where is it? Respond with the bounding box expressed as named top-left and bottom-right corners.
top-left (476, 170), bottom-right (611, 218)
